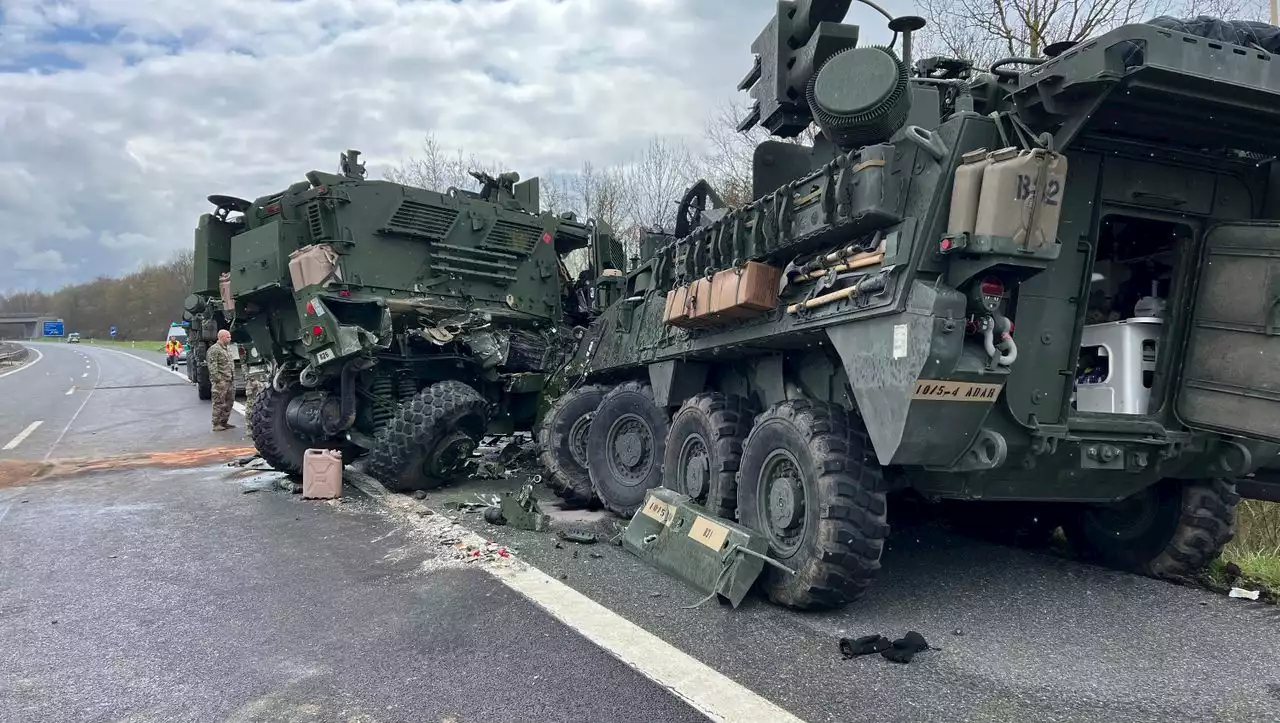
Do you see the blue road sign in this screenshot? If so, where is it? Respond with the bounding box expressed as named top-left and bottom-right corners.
top-left (43, 320), bottom-right (64, 337)
top-left (109, 325), bottom-right (118, 338)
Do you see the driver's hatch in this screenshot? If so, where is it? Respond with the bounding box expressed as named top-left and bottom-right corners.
top-left (1177, 221), bottom-right (1280, 443)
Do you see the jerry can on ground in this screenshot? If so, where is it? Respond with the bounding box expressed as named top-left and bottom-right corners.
top-left (302, 448), bottom-right (343, 499)
top-left (622, 487), bottom-right (785, 607)
top-left (708, 261), bottom-right (783, 321)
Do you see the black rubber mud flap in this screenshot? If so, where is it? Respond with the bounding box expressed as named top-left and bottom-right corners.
top-left (248, 385), bottom-right (310, 475)
top-left (736, 400), bottom-right (889, 610)
top-left (537, 383), bottom-right (610, 508)
top-left (662, 392), bottom-right (753, 520)
top-left (366, 380), bottom-right (489, 493)
top-left (586, 381), bottom-right (670, 517)
top-left (1065, 478), bottom-right (1239, 582)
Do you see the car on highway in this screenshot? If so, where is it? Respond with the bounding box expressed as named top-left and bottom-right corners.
top-left (66, 332), bottom-right (80, 343)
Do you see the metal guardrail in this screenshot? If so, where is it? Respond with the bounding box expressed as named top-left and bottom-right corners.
top-left (0, 342), bottom-right (30, 364)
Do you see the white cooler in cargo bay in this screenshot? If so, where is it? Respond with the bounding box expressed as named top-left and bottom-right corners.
top-left (1075, 317), bottom-right (1162, 415)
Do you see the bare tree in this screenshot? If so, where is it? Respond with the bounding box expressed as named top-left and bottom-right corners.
top-left (701, 100), bottom-right (817, 208)
top-left (916, 0), bottom-right (1165, 66)
top-left (384, 133), bottom-right (504, 192)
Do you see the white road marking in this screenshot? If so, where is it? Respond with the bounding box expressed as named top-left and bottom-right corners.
top-left (65, 386), bottom-right (75, 395)
top-left (91, 346), bottom-right (246, 416)
top-left (346, 473), bottom-right (805, 723)
top-left (81, 372), bottom-right (87, 378)
top-left (0, 503), bottom-right (10, 526)
top-left (3, 421), bottom-right (44, 451)
top-left (0, 346), bottom-right (43, 379)
top-left (44, 363), bottom-right (100, 462)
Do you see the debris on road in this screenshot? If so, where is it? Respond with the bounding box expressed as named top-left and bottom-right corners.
top-left (881, 632), bottom-right (931, 664)
top-left (839, 634), bottom-right (891, 658)
top-left (1230, 587), bottom-right (1262, 601)
top-left (482, 484), bottom-right (550, 532)
top-left (840, 631), bottom-right (932, 664)
top-left (558, 529), bottom-right (598, 545)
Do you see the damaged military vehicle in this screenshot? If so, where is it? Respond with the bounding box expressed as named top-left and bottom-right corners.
top-left (539, 2), bottom-right (1280, 610)
top-left (192, 150), bottom-right (624, 490)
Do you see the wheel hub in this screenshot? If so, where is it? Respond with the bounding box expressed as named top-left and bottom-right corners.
top-left (768, 475), bottom-right (804, 529)
top-left (678, 434), bottom-right (710, 500)
top-left (428, 430), bottom-right (475, 478)
top-left (606, 413), bottom-right (654, 488)
top-left (567, 414), bottom-right (592, 468)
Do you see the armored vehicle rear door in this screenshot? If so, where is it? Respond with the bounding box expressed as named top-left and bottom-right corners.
top-left (1176, 221), bottom-right (1280, 443)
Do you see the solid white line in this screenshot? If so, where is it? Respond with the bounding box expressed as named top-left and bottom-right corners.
top-left (65, 386), bottom-right (75, 395)
top-left (0, 346), bottom-right (43, 379)
top-left (346, 473), bottom-right (804, 723)
top-left (80, 372), bottom-right (87, 378)
top-left (0, 503), bottom-right (10, 526)
top-left (90, 346), bottom-right (245, 416)
top-left (3, 421), bottom-right (44, 451)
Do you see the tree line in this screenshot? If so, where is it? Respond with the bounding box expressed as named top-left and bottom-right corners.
top-left (0, 250), bottom-right (194, 341)
top-left (3, 0), bottom-right (1267, 336)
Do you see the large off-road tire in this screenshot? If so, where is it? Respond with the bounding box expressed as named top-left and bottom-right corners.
top-left (736, 400), bottom-right (889, 610)
top-left (1063, 478), bottom-right (1239, 582)
top-left (662, 392), bottom-right (753, 520)
top-left (586, 381), bottom-right (670, 517)
top-left (195, 346), bottom-right (211, 401)
top-left (537, 384), bottom-right (609, 508)
top-left (365, 380), bottom-right (490, 493)
top-left (248, 385), bottom-right (311, 475)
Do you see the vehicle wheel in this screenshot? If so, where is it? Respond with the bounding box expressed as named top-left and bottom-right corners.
top-left (365, 380), bottom-right (490, 493)
top-left (248, 385), bottom-right (311, 475)
top-left (662, 392), bottom-right (752, 520)
top-left (1063, 478), bottom-right (1239, 581)
top-left (736, 400), bottom-right (889, 610)
top-left (537, 383), bottom-right (609, 508)
top-left (586, 381), bottom-right (669, 517)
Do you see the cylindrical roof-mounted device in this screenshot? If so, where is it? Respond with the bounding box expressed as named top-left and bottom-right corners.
top-left (806, 45), bottom-right (911, 150)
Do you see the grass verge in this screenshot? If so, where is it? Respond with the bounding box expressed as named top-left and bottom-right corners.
top-left (1210, 499), bottom-right (1280, 595)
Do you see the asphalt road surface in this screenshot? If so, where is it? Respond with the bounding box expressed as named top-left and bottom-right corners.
top-left (3, 341), bottom-right (1279, 722)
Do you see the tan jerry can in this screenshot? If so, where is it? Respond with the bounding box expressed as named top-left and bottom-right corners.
top-left (288, 243), bottom-right (342, 290)
top-left (664, 285), bottom-right (692, 327)
top-left (302, 448), bottom-right (343, 499)
top-left (708, 261), bottom-right (782, 320)
top-left (974, 146), bottom-right (1069, 252)
top-left (218, 272), bottom-right (234, 311)
top-left (684, 277), bottom-right (719, 328)
top-left (946, 148), bottom-right (990, 237)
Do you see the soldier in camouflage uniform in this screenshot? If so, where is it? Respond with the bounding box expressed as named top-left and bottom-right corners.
top-left (207, 329), bottom-right (236, 432)
top-left (241, 363), bottom-right (268, 439)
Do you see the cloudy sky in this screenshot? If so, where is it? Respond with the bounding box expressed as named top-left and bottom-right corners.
top-left (0, 0), bottom-right (910, 293)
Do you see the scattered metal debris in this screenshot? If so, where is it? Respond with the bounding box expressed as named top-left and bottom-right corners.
top-left (557, 529), bottom-right (598, 545)
top-left (481, 484), bottom-right (550, 532)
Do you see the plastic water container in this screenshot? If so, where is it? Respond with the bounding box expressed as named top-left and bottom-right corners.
top-left (946, 148), bottom-right (990, 236)
top-left (219, 272), bottom-right (234, 311)
top-left (974, 147), bottom-right (1069, 253)
top-left (302, 448), bottom-right (343, 499)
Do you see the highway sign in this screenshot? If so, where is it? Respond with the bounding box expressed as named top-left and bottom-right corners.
top-left (109, 325), bottom-right (118, 338)
top-left (42, 320), bottom-right (64, 337)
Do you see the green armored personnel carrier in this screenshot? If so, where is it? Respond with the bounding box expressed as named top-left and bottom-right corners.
top-left (180, 296), bottom-right (250, 400)
top-left (539, 2), bottom-right (1280, 610)
top-left (192, 150), bottom-right (623, 490)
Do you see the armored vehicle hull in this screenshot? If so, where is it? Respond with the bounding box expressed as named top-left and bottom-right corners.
top-left (182, 295), bottom-right (249, 399)
top-left (194, 152), bottom-right (622, 491)
top-left (540, 6), bottom-right (1280, 610)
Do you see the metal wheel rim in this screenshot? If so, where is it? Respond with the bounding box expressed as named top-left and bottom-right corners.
top-left (567, 413), bottom-right (592, 468)
top-left (677, 432), bottom-right (710, 502)
top-left (758, 449), bottom-right (807, 558)
top-left (605, 412), bottom-right (654, 488)
top-left (426, 430), bottom-right (475, 478)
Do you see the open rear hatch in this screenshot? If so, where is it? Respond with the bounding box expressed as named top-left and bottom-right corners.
top-left (1176, 222), bottom-right (1280, 444)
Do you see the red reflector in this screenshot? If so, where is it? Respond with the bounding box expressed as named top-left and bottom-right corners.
top-left (305, 301), bottom-right (315, 314)
top-left (312, 326), bottom-right (324, 337)
top-left (315, 186), bottom-right (326, 195)
top-left (265, 203), bottom-right (281, 214)
top-left (338, 290), bottom-right (351, 297)
top-left (541, 232), bottom-right (552, 244)
top-left (980, 277), bottom-right (1004, 297)
top-left (940, 238), bottom-right (952, 251)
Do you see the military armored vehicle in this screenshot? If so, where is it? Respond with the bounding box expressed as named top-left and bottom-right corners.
top-left (192, 150), bottom-right (623, 490)
top-left (539, 2), bottom-right (1280, 610)
top-left (180, 294), bottom-right (249, 399)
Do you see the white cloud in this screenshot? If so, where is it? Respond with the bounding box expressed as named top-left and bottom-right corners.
top-left (0, 0), bottom-right (911, 292)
